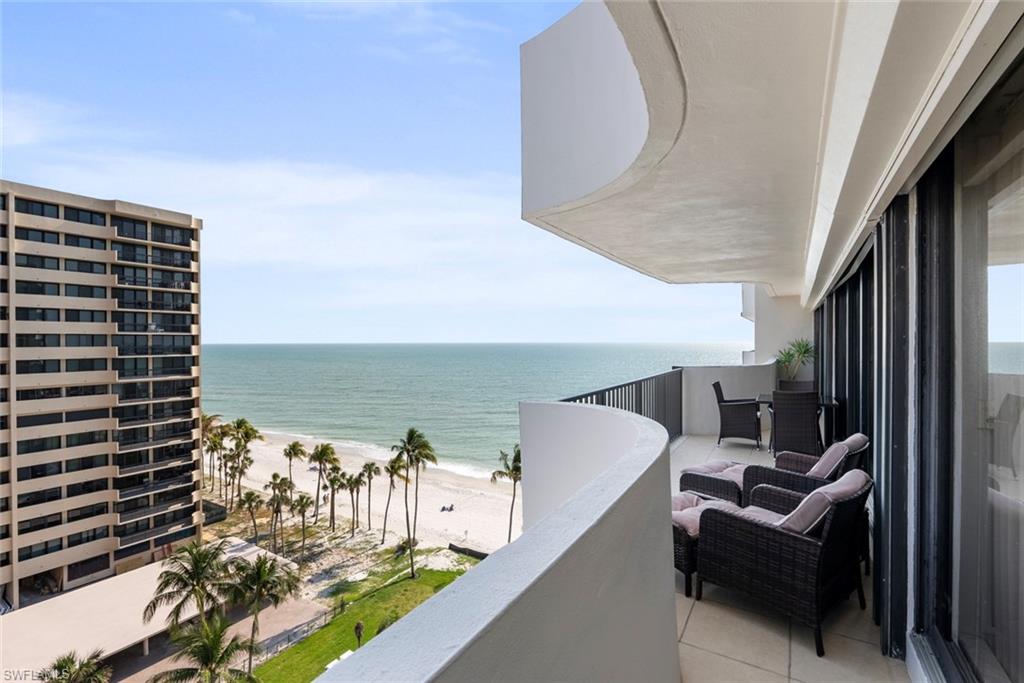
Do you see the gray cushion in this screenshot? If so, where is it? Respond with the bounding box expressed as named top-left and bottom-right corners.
top-left (778, 469), bottom-right (870, 534)
top-left (806, 432), bottom-right (870, 478)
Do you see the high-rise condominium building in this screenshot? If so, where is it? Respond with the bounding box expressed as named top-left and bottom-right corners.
top-left (0, 180), bottom-right (201, 611)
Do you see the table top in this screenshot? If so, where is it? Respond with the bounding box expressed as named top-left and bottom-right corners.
top-left (757, 392), bottom-right (839, 407)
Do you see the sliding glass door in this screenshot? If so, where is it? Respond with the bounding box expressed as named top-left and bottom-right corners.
top-left (954, 53), bottom-right (1024, 683)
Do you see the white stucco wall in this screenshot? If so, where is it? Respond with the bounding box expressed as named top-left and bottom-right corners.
top-left (680, 363), bottom-right (777, 436)
top-left (324, 402), bottom-right (680, 683)
top-left (752, 285), bottom-right (814, 369)
top-left (520, 2), bottom-right (648, 215)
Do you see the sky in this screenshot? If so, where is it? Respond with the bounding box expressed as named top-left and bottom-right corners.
top-left (0, 1), bottom-right (752, 345)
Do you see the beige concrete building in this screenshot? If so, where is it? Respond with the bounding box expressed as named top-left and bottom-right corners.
top-left (0, 180), bottom-right (201, 611)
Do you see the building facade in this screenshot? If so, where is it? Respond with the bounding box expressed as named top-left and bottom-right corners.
top-left (0, 181), bottom-right (201, 611)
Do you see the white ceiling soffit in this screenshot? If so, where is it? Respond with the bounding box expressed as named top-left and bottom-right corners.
top-left (520, 1), bottom-right (1024, 304)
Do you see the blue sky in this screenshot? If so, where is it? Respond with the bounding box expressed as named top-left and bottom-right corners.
top-left (1, 1), bottom-right (751, 344)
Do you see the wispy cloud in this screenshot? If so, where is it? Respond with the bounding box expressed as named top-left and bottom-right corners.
top-left (1, 91), bottom-right (147, 151)
top-left (282, 1), bottom-right (499, 66)
top-left (222, 7), bottom-right (256, 25)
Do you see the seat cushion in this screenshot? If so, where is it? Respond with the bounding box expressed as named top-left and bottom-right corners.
top-left (671, 497), bottom-right (738, 538)
top-left (779, 469), bottom-right (871, 533)
top-left (682, 459), bottom-right (746, 486)
top-left (806, 442), bottom-right (848, 478)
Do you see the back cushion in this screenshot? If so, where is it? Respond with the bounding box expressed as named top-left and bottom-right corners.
top-left (778, 470), bottom-right (871, 534)
top-left (807, 443), bottom-right (848, 478)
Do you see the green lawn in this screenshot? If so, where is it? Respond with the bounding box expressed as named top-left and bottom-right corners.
top-left (255, 568), bottom-right (463, 683)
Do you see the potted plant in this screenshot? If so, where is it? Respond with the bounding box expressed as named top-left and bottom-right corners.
top-left (776, 339), bottom-right (815, 381)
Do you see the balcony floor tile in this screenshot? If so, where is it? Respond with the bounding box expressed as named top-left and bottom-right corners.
top-left (681, 599), bottom-right (791, 675)
top-left (679, 643), bottom-right (788, 683)
top-left (790, 626), bottom-right (909, 683)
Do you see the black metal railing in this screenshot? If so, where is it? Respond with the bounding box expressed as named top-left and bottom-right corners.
top-left (562, 368), bottom-right (683, 439)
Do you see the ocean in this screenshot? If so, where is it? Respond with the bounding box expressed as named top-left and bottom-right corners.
top-left (200, 343), bottom-right (747, 478)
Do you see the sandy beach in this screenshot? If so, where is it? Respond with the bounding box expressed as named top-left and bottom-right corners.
top-left (234, 429), bottom-right (522, 554)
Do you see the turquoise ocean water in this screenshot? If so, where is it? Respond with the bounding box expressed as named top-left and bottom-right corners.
top-left (201, 343), bottom-right (747, 478)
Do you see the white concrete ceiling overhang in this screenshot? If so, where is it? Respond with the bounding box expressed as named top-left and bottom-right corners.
top-left (522, 1), bottom-right (1023, 305)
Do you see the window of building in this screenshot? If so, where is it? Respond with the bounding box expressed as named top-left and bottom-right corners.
top-left (16, 359), bottom-right (60, 375)
top-left (17, 487), bottom-right (61, 507)
top-left (16, 334), bottom-right (60, 348)
top-left (151, 247), bottom-right (191, 269)
top-left (115, 382), bottom-right (150, 401)
top-left (68, 553), bottom-right (110, 581)
top-left (64, 309), bottom-right (107, 323)
top-left (18, 513), bottom-right (62, 534)
top-left (64, 259), bottom-right (106, 275)
top-left (14, 198), bottom-right (58, 218)
top-left (67, 479), bottom-right (108, 497)
top-left (112, 242), bottom-right (147, 264)
top-left (17, 387), bottom-right (62, 401)
top-left (66, 384), bottom-right (108, 397)
top-left (151, 223), bottom-right (194, 247)
top-left (64, 206), bottom-right (106, 226)
top-left (65, 233), bottom-right (107, 250)
top-left (112, 216), bottom-right (147, 240)
top-left (17, 462), bottom-right (62, 481)
top-left (17, 412), bottom-right (62, 428)
top-left (17, 435), bottom-right (61, 455)
top-left (65, 334), bottom-right (107, 347)
top-left (114, 311), bottom-right (148, 332)
top-left (115, 519), bottom-right (150, 537)
top-left (66, 454), bottom-right (108, 472)
top-left (66, 430), bottom-right (108, 447)
top-left (66, 358), bottom-right (107, 373)
top-left (65, 284), bottom-right (106, 299)
top-left (18, 539), bottom-right (62, 561)
top-left (114, 542), bottom-right (149, 561)
top-left (15, 281), bottom-right (59, 296)
top-left (67, 526), bottom-right (109, 548)
top-left (116, 357), bottom-right (149, 379)
top-left (113, 265), bottom-right (148, 286)
top-left (14, 226), bottom-right (59, 244)
top-left (66, 502), bottom-right (107, 523)
top-left (15, 254), bottom-right (59, 271)
top-left (156, 526), bottom-right (196, 546)
top-left (66, 408), bottom-right (110, 423)
top-left (16, 307), bottom-right (59, 322)
top-left (152, 269), bottom-right (193, 289)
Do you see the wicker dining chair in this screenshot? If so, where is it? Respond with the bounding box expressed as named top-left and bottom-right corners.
top-left (712, 381), bottom-right (762, 449)
top-left (695, 472), bottom-right (873, 657)
top-left (769, 390), bottom-right (822, 455)
top-left (778, 379), bottom-right (814, 391)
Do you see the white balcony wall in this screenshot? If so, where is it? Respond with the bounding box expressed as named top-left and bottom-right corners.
top-left (751, 284), bottom-right (814, 368)
top-left (680, 362), bottom-right (776, 436)
top-left (326, 402), bottom-right (680, 683)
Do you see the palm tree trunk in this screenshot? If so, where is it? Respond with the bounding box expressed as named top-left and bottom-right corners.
top-left (288, 459), bottom-right (294, 502)
top-left (329, 488), bottom-right (336, 531)
top-left (349, 491), bottom-right (356, 536)
top-left (250, 511), bottom-right (259, 547)
top-left (313, 469), bottom-right (323, 524)
top-left (248, 611), bottom-right (259, 673)
top-left (413, 465), bottom-right (420, 541)
top-left (355, 489), bottom-right (361, 528)
top-left (301, 517), bottom-right (307, 563)
top-left (381, 482), bottom-right (393, 545)
top-left (508, 482), bottom-right (517, 544)
top-left (403, 469), bottom-right (415, 578)
top-left (367, 480), bottom-right (372, 530)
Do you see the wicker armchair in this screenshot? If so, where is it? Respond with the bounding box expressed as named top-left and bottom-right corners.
top-left (696, 476), bottom-right (873, 657)
top-left (769, 390), bottom-right (822, 455)
top-left (712, 381), bottom-right (762, 449)
top-left (679, 433), bottom-right (870, 506)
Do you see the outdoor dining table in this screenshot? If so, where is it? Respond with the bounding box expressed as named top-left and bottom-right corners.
top-left (756, 393), bottom-right (842, 446)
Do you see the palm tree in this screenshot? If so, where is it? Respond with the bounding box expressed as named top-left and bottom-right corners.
top-left (239, 491), bottom-right (263, 546)
top-left (144, 539), bottom-right (231, 626)
top-left (326, 466), bottom-right (344, 533)
top-left (229, 417), bottom-right (263, 449)
top-left (392, 428), bottom-right (430, 578)
top-left (391, 428), bottom-right (435, 541)
top-left (290, 492), bottom-right (314, 563)
top-left (200, 412), bottom-right (222, 442)
top-left (149, 613), bottom-right (254, 683)
top-left (282, 441), bottom-right (306, 502)
top-left (344, 473), bottom-right (359, 537)
top-left (491, 444), bottom-right (523, 544)
top-left (204, 429), bottom-right (224, 492)
top-left (227, 555), bottom-right (300, 674)
top-left (39, 650), bottom-right (111, 682)
top-left (263, 474), bottom-right (291, 554)
top-left (234, 448), bottom-right (254, 505)
top-left (380, 455), bottom-right (407, 545)
top-left (308, 443), bottom-right (338, 525)
top-left (361, 461), bottom-right (381, 529)
top-left (353, 471), bottom-right (366, 528)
